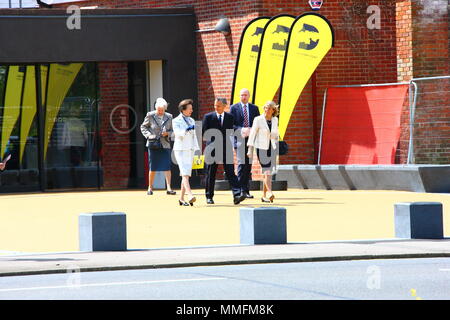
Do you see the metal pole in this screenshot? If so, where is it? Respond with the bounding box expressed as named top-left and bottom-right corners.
top-left (35, 64), bottom-right (47, 191)
top-left (317, 88), bottom-right (328, 165)
top-left (407, 81), bottom-right (418, 165)
top-left (412, 75), bottom-right (450, 81)
top-left (8, 0), bottom-right (12, 8)
top-left (332, 82), bottom-right (411, 88)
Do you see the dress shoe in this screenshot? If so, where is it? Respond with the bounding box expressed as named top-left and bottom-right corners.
top-left (206, 198), bottom-right (214, 204)
top-left (244, 192), bottom-right (254, 199)
top-left (233, 194), bottom-right (246, 205)
top-left (147, 190), bottom-right (153, 195)
top-left (261, 197), bottom-right (271, 203)
top-left (166, 190), bottom-right (176, 195)
top-left (188, 196), bottom-right (196, 206)
top-left (179, 200), bottom-right (189, 206)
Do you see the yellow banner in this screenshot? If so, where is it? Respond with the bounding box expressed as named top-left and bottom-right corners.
top-left (252, 14), bottom-right (295, 112)
top-left (44, 63), bottom-right (83, 159)
top-left (278, 13), bottom-right (334, 140)
top-left (231, 17), bottom-right (270, 105)
top-left (1, 66), bottom-right (25, 158)
top-left (19, 65), bottom-right (48, 163)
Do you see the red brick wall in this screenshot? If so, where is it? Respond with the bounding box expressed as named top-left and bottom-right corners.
top-left (396, 0), bottom-right (413, 164)
top-left (411, 0), bottom-right (449, 78)
top-left (56, 0), bottom-right (449, 187)
top-left (410, 0), bottom-right (449, 164)
top-left (97, 62), bottom-right (130, 188)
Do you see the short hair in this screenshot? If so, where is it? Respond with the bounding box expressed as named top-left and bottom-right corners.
top-left (240, 88), bottom-right (250, 95)
top-left (215, 97), bottom-right (227, 105)
top-left (154, 97), bottom-right (168, 110)
top-left (264, 101), bottom-right (279, 117)
top-left (178, 99), bottom-right (194, 112)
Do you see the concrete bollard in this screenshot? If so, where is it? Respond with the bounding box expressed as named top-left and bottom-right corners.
top-left (394, 202), bottom-right (443, 239)
top-left (79, 212), bottom-right (127, 251)
top-left (240, 207), bottom-right (287, 245)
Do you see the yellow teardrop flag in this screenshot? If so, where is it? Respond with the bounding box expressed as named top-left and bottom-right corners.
top-left (1, 66), bottom-right (25, 158)
top-left (253, 14), bottom-right (295, 112)
top-left (231, 17), bottom-right (270, 105)
top-left (44, 63), bottom-right (83, 159)
top-left (19, 66), bottom-right (37, 163)
top-left (278, 13), bottom-right (334, 140)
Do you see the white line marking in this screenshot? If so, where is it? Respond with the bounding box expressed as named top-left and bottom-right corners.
top-left (0, 277), bottom-right (226, 292)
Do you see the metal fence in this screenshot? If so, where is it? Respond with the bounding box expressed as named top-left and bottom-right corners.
top-left (409, 76), bottom-right (450, 164)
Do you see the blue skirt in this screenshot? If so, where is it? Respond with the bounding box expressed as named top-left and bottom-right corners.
top-left (148, 148), bottom-right (171, 171)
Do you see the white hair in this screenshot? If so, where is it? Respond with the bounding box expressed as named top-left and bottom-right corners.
top-left (155, 97), bottom-right (168, 109)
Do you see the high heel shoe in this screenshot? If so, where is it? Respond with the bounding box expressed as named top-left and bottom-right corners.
top-left (179, 200), bottom-right (189, 206)
top-left (261, 197), bottom-right (271, 203)
top-left (268, 193), bottom-right (275, 203)
top-left (188, 196), bottom-right (196, 206)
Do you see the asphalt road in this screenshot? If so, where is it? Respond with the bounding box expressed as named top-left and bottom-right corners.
top-left (1, 258), bottom-right (450, 300)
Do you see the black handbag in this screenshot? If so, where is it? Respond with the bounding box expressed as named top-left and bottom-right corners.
top-left (148, 137), bottom-right (163, 149)
top-left (278, 140), bottom-right (288, 155)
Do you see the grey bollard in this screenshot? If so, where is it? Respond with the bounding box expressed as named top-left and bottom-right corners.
top-left (79, 212), bottom-right (127, 251)
top-left (394, 202), bottom-right (443, 239)
top-left (240, 207), bottom-right (287, 245)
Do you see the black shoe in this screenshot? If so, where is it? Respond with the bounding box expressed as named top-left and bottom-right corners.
top-left (261, 197), bottom-right (271, 203)
top-left (188, 196), bottom-right (196, 206)
top-left (234, 194), bottom-right (246, 205)
top-left (244, 192), bottom-right (254, 199)
top-left (179, 200), bottom-right (189, 206)
top-left (166, 190), bottom-right (176, 195)
top-left (147, 190), bottom-right (153, 195)
top-left (206, 198), bottom-right (214, 204)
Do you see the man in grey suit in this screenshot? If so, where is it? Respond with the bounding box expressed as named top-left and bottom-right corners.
top-left (230, 88), bottom-right (260, 199)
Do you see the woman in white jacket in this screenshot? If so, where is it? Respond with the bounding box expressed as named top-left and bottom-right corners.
top-left (172, 99), bottom-right (200, 206)
top-left (247, 101), bottom-right (279, 203)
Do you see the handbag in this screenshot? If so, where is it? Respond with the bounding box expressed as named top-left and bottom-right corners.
top-left (192, 155), bottom-right (205, 169)
top-left (147, 114), bottom-right (167, 149)
top-left (148, 137), bottom-right (163, 149)
top-left (278, 140), bottom-right (289, 156)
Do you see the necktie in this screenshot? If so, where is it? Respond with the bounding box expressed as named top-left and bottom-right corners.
top-left (218, 114), bottom-right (222, 127)
top-left (243, 104), bottom-right (249, 127)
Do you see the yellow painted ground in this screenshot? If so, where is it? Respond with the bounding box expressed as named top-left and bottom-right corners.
top-left (0, 189), bottom-right (449, 253)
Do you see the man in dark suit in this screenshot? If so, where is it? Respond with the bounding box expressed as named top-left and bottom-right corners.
top-left (202, 98), bottom-right (246, 205)
top-left (230, 88), bottom-right (260, 199)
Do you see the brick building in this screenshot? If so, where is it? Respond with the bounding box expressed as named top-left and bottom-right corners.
top-left (0, 0), bottom-right (448, 192)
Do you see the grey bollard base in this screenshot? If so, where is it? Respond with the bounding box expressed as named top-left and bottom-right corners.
top-left (394, 202), bottom-right (443, 239)
top-left (79, 212), bottom-right (127, 251)
top-left (240, 207), bottom-right (287, 245)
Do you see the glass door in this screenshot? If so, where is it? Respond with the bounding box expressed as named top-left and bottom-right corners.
top-left (43, 63), bottom-right (101, 190)
top-left (0, 65), bottom-right (40, 192)
top-left (0, 62), bottom-right (101, 193)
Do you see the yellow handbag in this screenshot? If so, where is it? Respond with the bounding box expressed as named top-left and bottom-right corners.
top-left (192, 155), bottom-right (205, 169)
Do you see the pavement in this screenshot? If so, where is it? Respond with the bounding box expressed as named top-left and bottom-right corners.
top-left (1, 239), bottom-right (450, 277)
top-left (0, 188), bottom-right (449, 277)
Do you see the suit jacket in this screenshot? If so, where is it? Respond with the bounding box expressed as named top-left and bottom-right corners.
top-left (230, 102), bottom-right (260, 131)
top-left (247, 115), bottom-right (279, 150)
top-left (202, 111), bottom-right (235, 161)
top-left (172, 113), bottom-right (200, 151)
top-left (140, 111), bottom-right (173, 149)
top-left (230, 102), bottom-right (260, 150)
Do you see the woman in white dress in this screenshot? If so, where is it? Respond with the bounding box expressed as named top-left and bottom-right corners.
top-left (247, 101), bottom-right (280, 203)
top-left (172, 99), bottom-right (200, 206)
